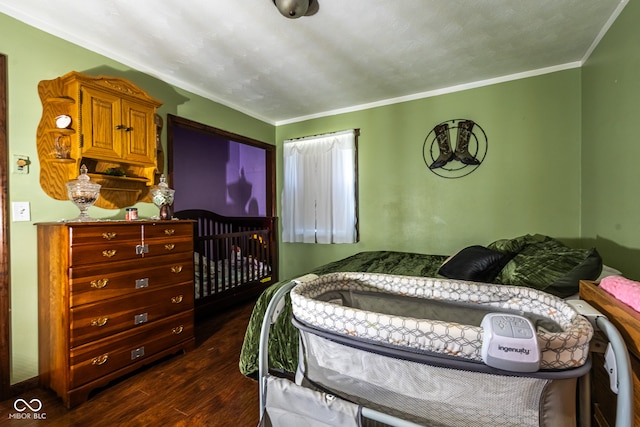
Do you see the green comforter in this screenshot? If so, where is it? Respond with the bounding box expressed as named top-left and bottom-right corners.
top-left (238, 251), bottom-right (447, 377)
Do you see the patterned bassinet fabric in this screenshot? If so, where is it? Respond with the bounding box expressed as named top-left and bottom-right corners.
top-left (290, 272), bottom-right (593, 370)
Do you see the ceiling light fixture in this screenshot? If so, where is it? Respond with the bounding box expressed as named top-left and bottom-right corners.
top-left (273, 0), bottom-right (318, 18)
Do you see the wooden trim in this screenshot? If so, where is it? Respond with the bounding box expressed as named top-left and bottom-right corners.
top-left (9, 377), bottom-right (38, 398)
top-left (354, 128), bottom-right (360, 242)
top-left (0, 53), bottom-right (11, 400)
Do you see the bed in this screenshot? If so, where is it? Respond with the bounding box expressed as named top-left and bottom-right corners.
top-left (173, 209), bottom-right (278, 318)
top-left (239, 234), bottom-right (604, 378)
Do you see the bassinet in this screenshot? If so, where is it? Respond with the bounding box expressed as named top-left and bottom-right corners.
top-left (259, 272), bottom-right (634, 427)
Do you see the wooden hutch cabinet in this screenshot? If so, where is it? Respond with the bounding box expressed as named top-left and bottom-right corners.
top-left (37, 71), bottom-right (163, 209)
top-left (37, 220), bottom-right (195, 408)
top-left (80, 85), bottom-right (157, 165)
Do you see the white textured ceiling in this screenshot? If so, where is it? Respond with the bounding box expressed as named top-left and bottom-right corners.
top-left (0, 0), bottom-right (627, 124)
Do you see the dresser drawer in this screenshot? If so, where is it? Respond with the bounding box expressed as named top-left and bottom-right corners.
top-left (70, 252), bottom-right (193, 306)
top-left (69, 222), bottom-right (193, 265)
top-left (70, 240), bottom-right (144, 265)
top-left (143, 222), bottom-right (193, 240)
top-left (70, 234), bottom-right (193, 265)
top-left (69, 224), bottom-right (141, 245)
top-left (144, 238), bottom-right (193, 257)
top-left (69, 311), bottom-right (193, 389)
top-left (70, 282), bottom-right (194, 347)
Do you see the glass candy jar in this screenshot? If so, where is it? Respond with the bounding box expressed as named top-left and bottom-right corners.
top-left (66, 164), bottom-right (101, 221)
top-left (150, 175), bottom-right (175, 220)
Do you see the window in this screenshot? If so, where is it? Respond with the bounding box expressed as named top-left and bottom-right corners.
top-left (282, 129), bottom-right (359, 244)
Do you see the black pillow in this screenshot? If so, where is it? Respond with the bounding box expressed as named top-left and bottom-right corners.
top-left (438, 245), bottom-right (513, 282)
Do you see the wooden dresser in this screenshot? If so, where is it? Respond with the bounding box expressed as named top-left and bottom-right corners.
top-left (37, 220), bottom-right (196, 408)
top-left (579, 280), bottom-right (640, 426)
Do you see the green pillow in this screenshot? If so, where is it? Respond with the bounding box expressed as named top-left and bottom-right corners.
top-left (489, 234), bottom-right (602, 298)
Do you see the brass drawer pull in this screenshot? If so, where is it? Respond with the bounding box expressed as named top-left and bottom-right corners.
top-left (90, 278), bottom-right (109, 289)
top-left (90, 317), bottom-right (109, 327)
top-left (164, 243), bottom-right (175, 251)
top-left (164, 229), bottom-right (175, 236)
top-left (102, 232), bottom-right (117, 240)
top-left (170, 265), bottom-right (183, 274)
top-left (91, 354), bottom-right (109, 366)
top-left (171, 295), bottom-right (183, 304)
top-left (172, 325), bottom-right (184, 335)
top-left (102, 249), bottom-right (117, 258)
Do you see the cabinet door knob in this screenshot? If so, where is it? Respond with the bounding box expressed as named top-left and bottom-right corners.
top-left (171, 295), bottom-right (183, 304)
top-left (102, 232), bottom-right (117, 240)
top-left (102, 249), bottom-right (117, 258)
top-left (164, 229), bottom-right (176, 236)
top-left (170, 265), bottom-right (183, 274)
top-left (90, 278), bottom-right (109, 289)
top-left (115, 124), bottom-right (125, 130)
top-left (91, 354), bottom-right (109, 366)
top-left (172, 326), bottom-right (184, 335)
top-left (164, 243), bottom-right (175, 251)
top-left (90, 317), bottom-right (109, 327)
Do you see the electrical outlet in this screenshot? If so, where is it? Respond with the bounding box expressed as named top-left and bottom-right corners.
top-left (13, 154), bottom-right (29, 174)
top-left (12, 202), bottom-right (31, 222)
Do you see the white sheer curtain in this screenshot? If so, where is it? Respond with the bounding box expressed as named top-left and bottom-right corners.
top-left (282, 129), bottom-right (357, 244)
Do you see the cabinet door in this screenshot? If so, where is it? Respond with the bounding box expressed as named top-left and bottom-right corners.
top-left (80, 86), bottom-right (123, 161)
top-left (122, 99), bottom-right (156, 165)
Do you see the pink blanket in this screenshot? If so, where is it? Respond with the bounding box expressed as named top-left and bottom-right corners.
top-left (600, 276), bottom-right (640, 312)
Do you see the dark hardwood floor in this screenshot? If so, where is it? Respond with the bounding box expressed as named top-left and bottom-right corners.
top-left (0, 300), bottom-right (260, 426)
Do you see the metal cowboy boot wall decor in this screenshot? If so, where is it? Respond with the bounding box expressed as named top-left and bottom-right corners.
top-left (423, 118), bottom-right (487, 178)
top-left (429, 123), bottom-right (454, 169)
top-left (454, 119), bottom-right (480, 165)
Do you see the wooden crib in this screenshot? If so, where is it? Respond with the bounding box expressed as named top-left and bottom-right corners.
top-left (173, 209), bottom-right (278, 318)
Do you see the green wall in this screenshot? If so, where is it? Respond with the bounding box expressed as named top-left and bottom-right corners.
top-left (1, 13), bottom-right (274, 383)
top-left (582, 0), bottom-right (640, 278)
top-left (275, 71), bottom-right (583, 278)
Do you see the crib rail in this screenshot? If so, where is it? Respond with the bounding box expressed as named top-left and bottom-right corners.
top-left (174, 209), bottom-right (278, 317)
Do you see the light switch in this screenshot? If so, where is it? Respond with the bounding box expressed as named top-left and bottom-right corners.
top-left (12, 202), bottom-right (30, 222)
